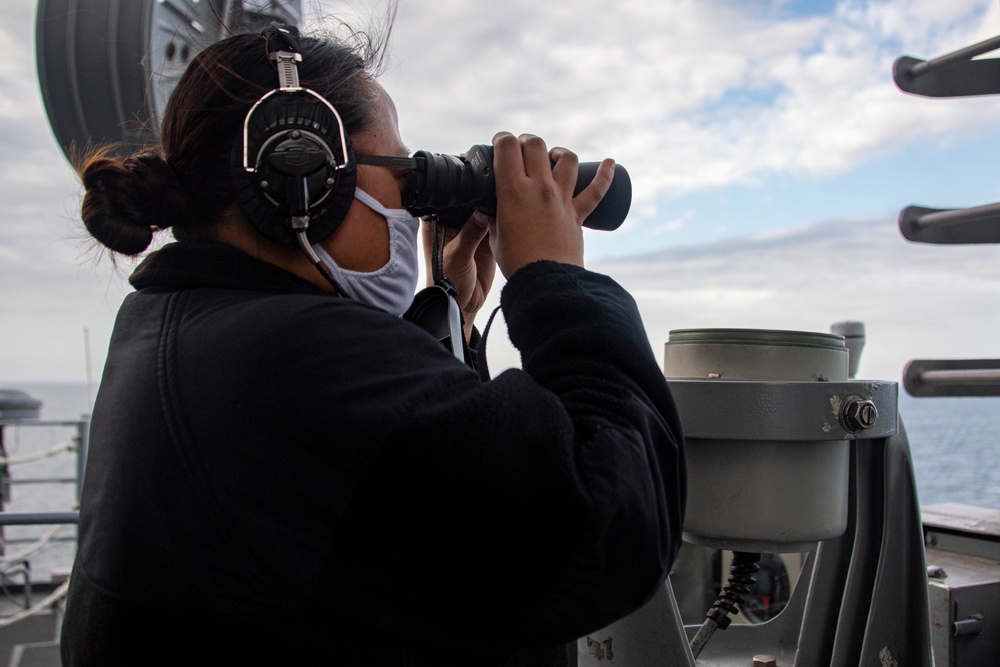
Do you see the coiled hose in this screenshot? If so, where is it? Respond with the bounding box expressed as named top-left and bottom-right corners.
top-left (689, 551), bottom-right (761, 658)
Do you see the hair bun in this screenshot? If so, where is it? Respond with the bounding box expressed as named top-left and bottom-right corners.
top-left (79, 149), bottom-right (189, 255)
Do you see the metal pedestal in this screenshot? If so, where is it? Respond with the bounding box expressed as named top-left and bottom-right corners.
top-left (578, 380), bottom-right (933, 666)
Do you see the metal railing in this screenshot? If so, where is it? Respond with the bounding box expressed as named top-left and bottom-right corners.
top-left (0, 418), bottom-right (88, 548)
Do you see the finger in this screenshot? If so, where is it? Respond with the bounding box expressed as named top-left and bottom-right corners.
top-left (472, 212), bottom-right (496, 260)
top-left (447, 212), bottom-right (490, 267)
top-left (472, 210), bottom-right (495, 232)
top-left (492, 132), bottom-right (522, 184)
top-left (518, 134), bottom-right (550, 178)
top-left (573, 158), bottom-right (615, 221)
top-left (549, 146), bottom-right (579, 193)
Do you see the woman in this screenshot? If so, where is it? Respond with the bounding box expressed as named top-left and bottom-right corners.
top-left (61, 23), bottom-right (685, 667)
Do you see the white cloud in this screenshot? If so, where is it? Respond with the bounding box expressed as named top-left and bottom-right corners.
top-left (650, 217), bottom-right (688, 236)
top-left (310, 0), bottom-right (1000, 211)
top-left (591, 214), bottom-right (1000, 383)
top-left (464, 212), bottom-right (1000, 387)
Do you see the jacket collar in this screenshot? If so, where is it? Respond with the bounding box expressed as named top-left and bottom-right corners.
top-left (129, 241), bottom-right (328, 296)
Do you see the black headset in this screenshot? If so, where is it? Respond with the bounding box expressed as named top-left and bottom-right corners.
top-left (231, 25), bottom-right (357, 249)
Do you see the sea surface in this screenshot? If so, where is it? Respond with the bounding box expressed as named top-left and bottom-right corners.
top-left (1, 382), bottom-right (998, 582)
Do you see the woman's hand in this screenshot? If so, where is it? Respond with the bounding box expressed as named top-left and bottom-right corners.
top-left (489, 132), bottom-right (615, 278)
top-left (421, 212), bottom-right (496, 341)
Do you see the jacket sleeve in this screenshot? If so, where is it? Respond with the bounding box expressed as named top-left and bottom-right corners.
top-left (322, 260), bottom-right (686, 650)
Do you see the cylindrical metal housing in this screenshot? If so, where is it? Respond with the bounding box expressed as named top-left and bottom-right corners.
top-left (665, 328), bottom-right (852, 553)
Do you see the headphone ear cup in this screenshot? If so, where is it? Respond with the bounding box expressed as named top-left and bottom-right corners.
top-left (231, 92), bottom-right (356, 248)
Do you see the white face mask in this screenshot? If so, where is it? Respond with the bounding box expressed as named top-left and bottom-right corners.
top-left (312, 188), bottom-right (420, 317)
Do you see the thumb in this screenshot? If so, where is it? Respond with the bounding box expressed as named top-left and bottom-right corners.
top-left (573, 158), bottom-right (615, 223)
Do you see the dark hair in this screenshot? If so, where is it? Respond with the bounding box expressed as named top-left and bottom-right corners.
top-left (78, 27), bottom-right (386, 255)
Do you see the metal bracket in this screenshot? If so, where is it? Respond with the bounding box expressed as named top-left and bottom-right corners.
top-left (665, 379), bottom-right (898, 441)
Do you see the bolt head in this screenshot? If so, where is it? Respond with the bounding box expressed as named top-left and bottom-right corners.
top-left (842, 398), bottom-right (877, 432)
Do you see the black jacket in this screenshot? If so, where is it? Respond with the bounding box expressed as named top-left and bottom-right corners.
top-left (61, 241), bottom-right (685, 666)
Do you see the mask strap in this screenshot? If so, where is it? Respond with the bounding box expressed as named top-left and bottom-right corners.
top-left (353, 187), bottom-right (395, 217)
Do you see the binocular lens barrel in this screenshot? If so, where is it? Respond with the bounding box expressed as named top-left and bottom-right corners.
top-left (404, 145), bottom-right (631, 231)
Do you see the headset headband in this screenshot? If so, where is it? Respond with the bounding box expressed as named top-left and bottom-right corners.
top-left (232, 24), bottom-right (357, 249)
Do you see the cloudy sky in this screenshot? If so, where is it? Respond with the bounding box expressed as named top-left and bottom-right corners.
top-left (2, 0), bottom-right (1000, 389)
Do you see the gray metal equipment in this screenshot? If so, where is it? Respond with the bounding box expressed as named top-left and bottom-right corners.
top-left (36, 0), bottom-right (302, 161)
top-left (578, 327), bottom-right (932, 666)
top-left (829, 321), bottom-right (865, 380)
top-left (923, 504), bottom-right (1000, 667)
top-left (663, 329), bottom-right (864, 554)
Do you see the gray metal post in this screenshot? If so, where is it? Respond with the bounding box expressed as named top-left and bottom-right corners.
top-left (76, 415), bottom-right (90, 502)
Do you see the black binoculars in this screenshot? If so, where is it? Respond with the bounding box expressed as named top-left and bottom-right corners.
top-left (358, 144), bottom-right (631, 230)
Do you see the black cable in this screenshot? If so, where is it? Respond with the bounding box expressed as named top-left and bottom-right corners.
top-left (295, 229), bottom-right (348, 297)
top-left (690, 551), bottom-right (761, 658)
top-left (430, 217), bottom-right (445, 284)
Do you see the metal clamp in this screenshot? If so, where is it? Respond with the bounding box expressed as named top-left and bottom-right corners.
top-left (665, 379), bottom-right (898, 441)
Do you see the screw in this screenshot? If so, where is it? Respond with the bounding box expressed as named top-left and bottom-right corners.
top-left (842, 398), bottom-right (877, 432)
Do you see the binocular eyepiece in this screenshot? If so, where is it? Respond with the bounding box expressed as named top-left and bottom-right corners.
top-left (358, 144), bottom-right (631, 230)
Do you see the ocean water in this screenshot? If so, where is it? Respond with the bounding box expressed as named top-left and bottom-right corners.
top-left (898, 392), bottom-right (1000, 509)
top-left (1, 382), bottom-right (998, 582)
